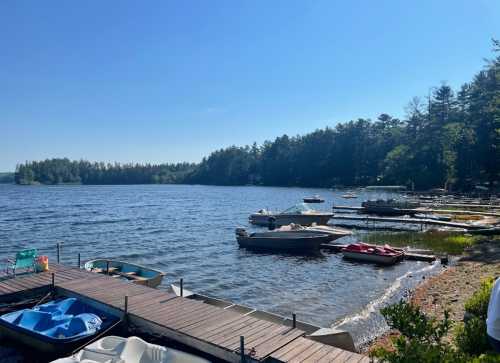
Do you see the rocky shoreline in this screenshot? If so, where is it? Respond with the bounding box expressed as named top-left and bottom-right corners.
top-left (366, 240), bottom-right (500, 354)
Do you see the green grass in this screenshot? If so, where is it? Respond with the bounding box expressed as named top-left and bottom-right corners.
top-left (360, 230), bottom-right (482, 255)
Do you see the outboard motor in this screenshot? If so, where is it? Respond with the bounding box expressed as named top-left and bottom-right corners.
top-left (267, 216), bottom-right (276, 231)
top-left (235, 228), bottom-right (248, 237)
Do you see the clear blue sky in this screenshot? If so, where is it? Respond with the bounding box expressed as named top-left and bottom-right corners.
top-left (1, 0), bottom-right (499, 171)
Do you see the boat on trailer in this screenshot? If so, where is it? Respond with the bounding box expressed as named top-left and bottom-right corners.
top-left (170, 285), bottom-right (356, 353)
top-left (52, 335), bottom-right (210, 363)
top-left (342, 242), bottom-right (404, 265)
top-left (0, 297), bottom-right (118, 353)
top-left (84, 259), bottom-right (165, 288)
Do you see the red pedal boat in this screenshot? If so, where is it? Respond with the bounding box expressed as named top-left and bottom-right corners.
top-left (342, 242), bottom-right (404, 265)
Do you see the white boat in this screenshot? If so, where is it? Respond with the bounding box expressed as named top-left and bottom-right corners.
top-left (249, 203), bottom-right (333, 227)
top-left (84, 259), bottom-right (165, 288)
top-left (235, 228), bottom-right (332, 250)
top-left (275, 223), bottom-right (352, 241)
top-left (51, 336), bottom-right (210, 363)
top-left (341, 193), bottom-right (358, 199)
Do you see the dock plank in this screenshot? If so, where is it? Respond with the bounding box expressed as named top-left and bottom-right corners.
top-left (0, 263), bottom-right (370, 363)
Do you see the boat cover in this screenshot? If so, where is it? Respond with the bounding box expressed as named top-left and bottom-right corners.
top-left (0, 298), bottom-right (107, 342)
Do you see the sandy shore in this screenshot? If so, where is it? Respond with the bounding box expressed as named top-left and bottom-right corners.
top-left (367, 239), bottom-right (500, 353)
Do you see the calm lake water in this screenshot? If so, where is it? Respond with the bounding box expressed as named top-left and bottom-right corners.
top-left (0, 184), bottom-right (441, 346)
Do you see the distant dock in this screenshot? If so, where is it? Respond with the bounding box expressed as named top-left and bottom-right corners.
top-left (0, 263), bottom-right (369, 363)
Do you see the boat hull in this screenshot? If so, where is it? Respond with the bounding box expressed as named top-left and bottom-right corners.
top-left (342, 251), bottom-right (402, 265)
top-left (237, 233), bottom-right (332, 250)
top-left (249, 213), bottom-right (333, 227)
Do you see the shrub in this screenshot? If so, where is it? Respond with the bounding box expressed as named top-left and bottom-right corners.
top-left (464, 277), bottom-right (495, 319)
top-left (371, 301), bottom-right (466, 363)
top-left (454, 277), bottom-right (496, 357)
top-left (455, 317), bottom-right (490, 356)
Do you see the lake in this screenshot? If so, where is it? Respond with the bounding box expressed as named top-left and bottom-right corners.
top-left (0, 184), bottom-right (440, 346)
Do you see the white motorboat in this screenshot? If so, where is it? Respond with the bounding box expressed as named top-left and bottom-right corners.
top-left (51, 336), bottom-right (210, 363)
top-left (249, 203), bottom-right (333, 226)
top-left (275, 223), bottom-right (352, 241)
top-left (235, 228), bottom-right (332, 250)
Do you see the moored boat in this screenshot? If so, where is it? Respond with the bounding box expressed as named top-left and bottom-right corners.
top-left (361, 199), bottom-right (420, 216)
top-left (342, 242), bottom-right (404, 265)
top-left (249, 203), bottom-right (333, 226)
top-left (275, 223), bottom-right (352, 241)
top-left (84, 259), bottom-right (165, 288)
top-left (342, 193), bottom-right (358, 199)
top-left (235, 228), bottom-right (332, 250)
top-left (52, 335), bottom-right (211, 363)
top-left (0, 297), bottom-right (118, 353)
top-left (303, 195), bottom-right (325, 203)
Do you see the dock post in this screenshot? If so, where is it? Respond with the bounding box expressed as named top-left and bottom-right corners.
top-left (124, 295), bottom-right (128, 315)
top-left (51, 273), bottom-right (55, 288)
top-left (106, 260), bottom-right (110, 275)
top-left (77, 253), bottom-right (81, 268)
top-left (57, 243), bottom-right (60, 263)
top-left (240, 336), bottom-right (245, 363)
top-left (292, 313), bottom-right (296, 328)
top-left (180, 278), bottom-right (184, 297)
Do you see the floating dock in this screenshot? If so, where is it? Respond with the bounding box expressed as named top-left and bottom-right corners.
top-left (332, 205), bottom-right (500, 218)
top-left (0, 263), bottom-right (369, 363)
top-left (330, 213), bottom-right (486, 230)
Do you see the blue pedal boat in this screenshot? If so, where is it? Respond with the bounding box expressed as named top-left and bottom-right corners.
top-left (0, 297), bottom-right (119, 353)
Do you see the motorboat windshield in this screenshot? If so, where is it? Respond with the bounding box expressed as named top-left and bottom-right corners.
top-left (280, 203), bottom-right (315, 215)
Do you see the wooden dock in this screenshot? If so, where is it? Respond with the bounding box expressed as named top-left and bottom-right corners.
top-left (330, 213), bottom-right (486, 230)
top-left (0, 264), bottom-right (370, 363)
top-left (332, 205), bottom-right (500, 218)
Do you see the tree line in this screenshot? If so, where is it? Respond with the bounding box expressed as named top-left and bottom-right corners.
top-left (15, 41), bottom-right (499, 190)
top-left (15, 159), bottom-right (196, 185)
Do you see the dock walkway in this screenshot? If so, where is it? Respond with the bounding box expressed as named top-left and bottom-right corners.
top-left (0, 264), bottom-right (369, 363)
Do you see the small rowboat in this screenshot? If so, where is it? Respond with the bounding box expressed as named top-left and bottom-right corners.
top-left (84, 259), bottom-right (165, 288)
top-left (0, 298), bottom-right (118, 353)
top-left (342, 242), bottom-right (404, 265)
top-left (52, 335), bottom-right (210, 363)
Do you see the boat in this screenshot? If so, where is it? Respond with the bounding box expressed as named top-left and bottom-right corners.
top-left (84, 259), bottom-right (165, 288)
top-left (342, 242), bottom-right (404, 265)
top-left (361, 199), bottom-right (420, 216)
top-left (275, 223), bottom-right (352, 241)
top-left (303, 195), bottom-right (325, 203)
top-left (235, 228), bottom-right (332, 250)
top-left (341, 193), bottom-right (358, 199)
top-left (51, 335), bottom-right (210, 363)
top-left (170, 285), bottom-right (356, 353)
top-left (0, 297), bottom-right (118, 353)
top-left (414, 213), bottom-right (452, 221)
top-left (249, 203), bottom-right (333, 227)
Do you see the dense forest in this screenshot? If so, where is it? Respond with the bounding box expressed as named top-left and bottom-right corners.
top-left (15, 41), bottom-right (499, 190)
top-left (15, 160), bottom-right (196, 185)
